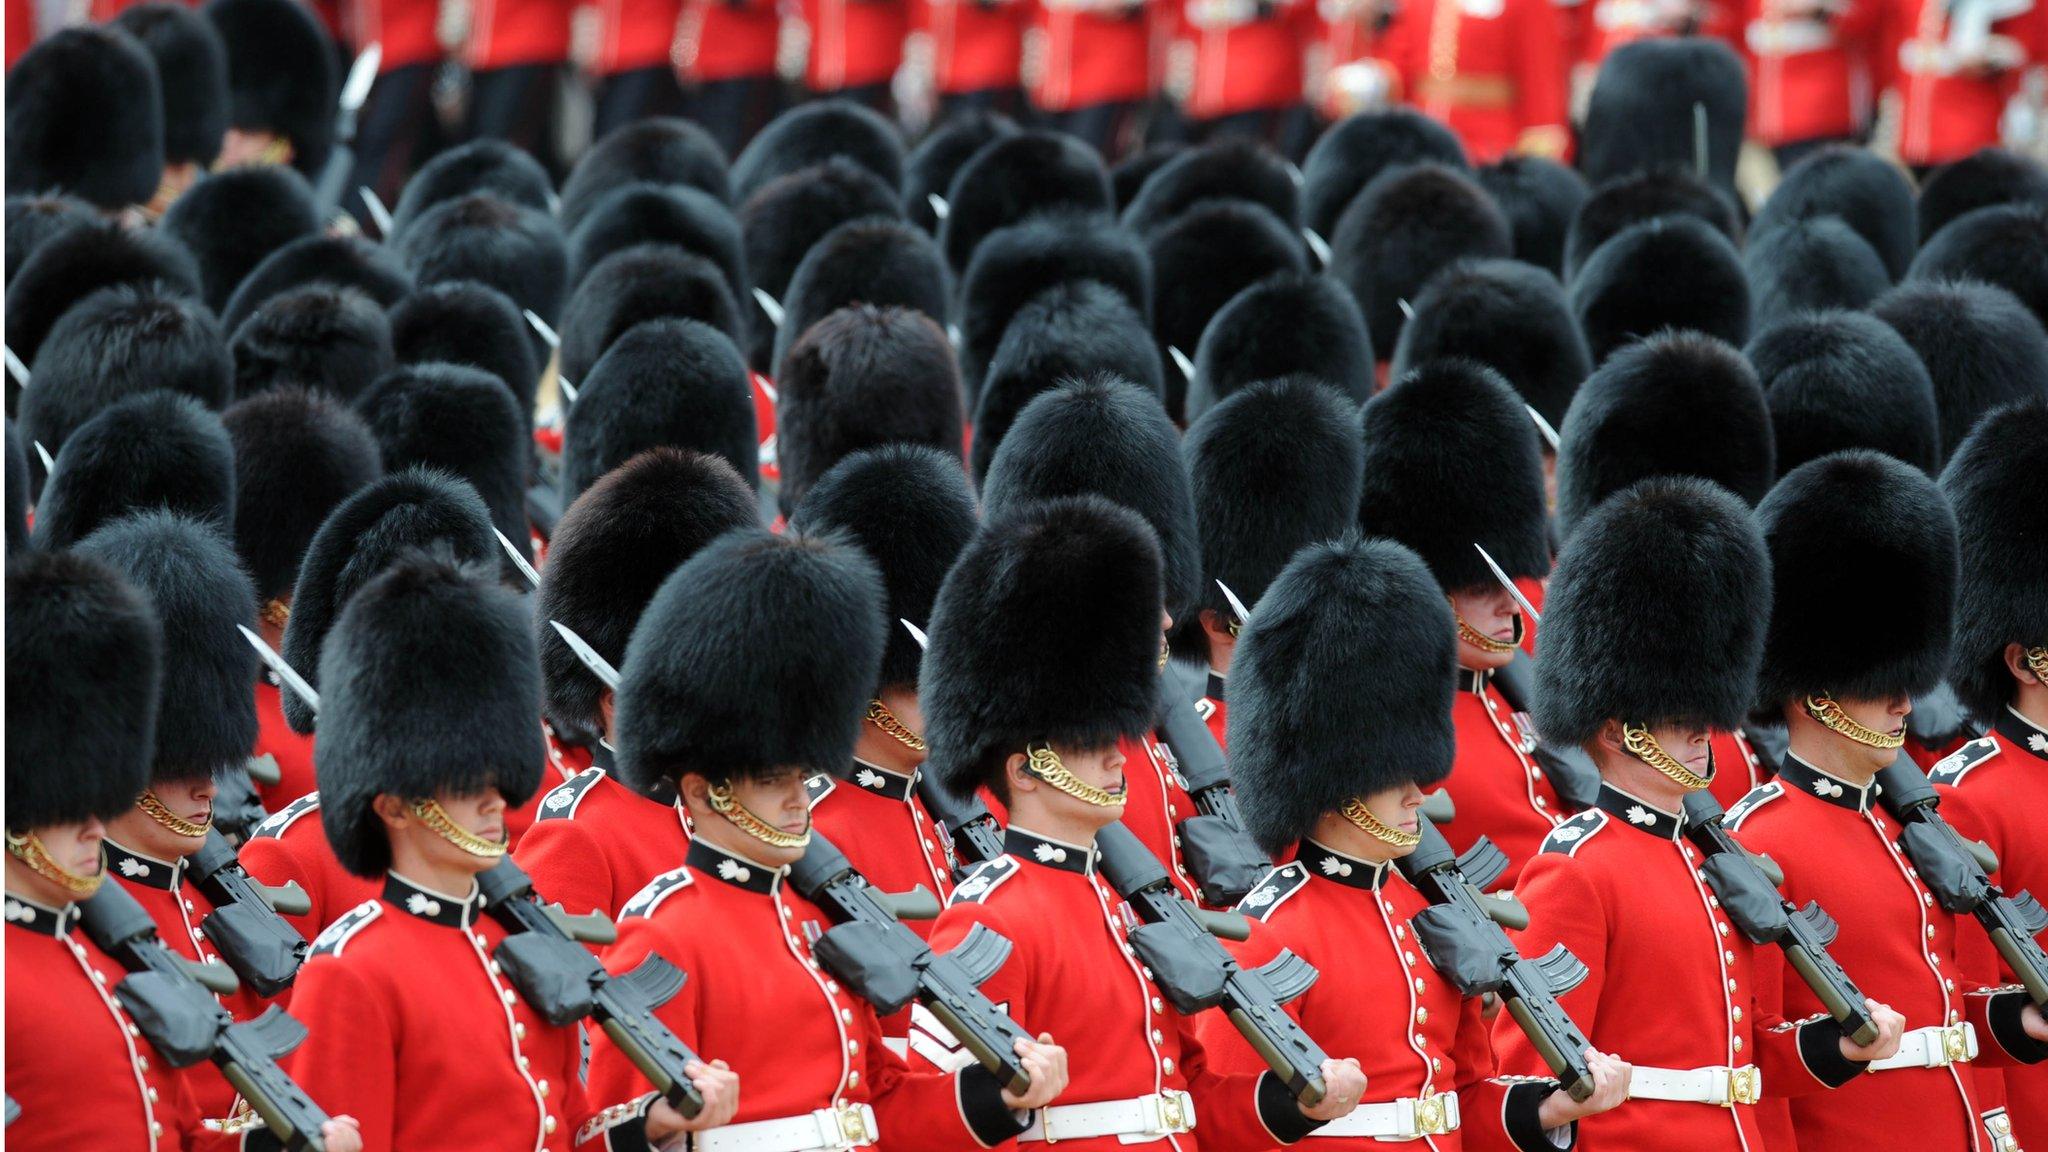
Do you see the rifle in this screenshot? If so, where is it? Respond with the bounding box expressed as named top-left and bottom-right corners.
top-left (913, 772), bottom-right (1008, 873)
top-left (78, 881), bottom-right (338, 1151)
top-left (473, 857), bottom-right (709, 1116)
top-left (787, 833), bottom-right (1036, 1093)
top-left (1094, 822), bottom-right (1330, 1105)
top-left (1151, 677), bottom-right (1281, 906)
top-left (1875, 756), bottom-right (2048, 1007)
top-left (1680, 791), bottom-right (1880, 1045)
top-left (1395, 819), bottom-right (1597, 1101)
top-left (186, 828), bottom-right (314, 998)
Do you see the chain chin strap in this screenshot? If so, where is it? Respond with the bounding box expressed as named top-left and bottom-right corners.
top-left (5, 832), bottom-right (104, 897)
top-left (706, 783), bottom-right (812, 849)
top-left (865, 700), bottom-right (928, 754)
top-left (1622, 723), bottom-right (1714, 791)
top-left (136, 791), bottom-right (213, 839)
top-left (1340, 798), bottom-right (1421, 847)
top-left (2024, 646), bottom-right (2048, 685)
top-left (1025, 744), bottom-right (1123, 808)
top-left (1159, 636), bottom-right (1171, 671)
top-left (1802, 694), bottom-right (1905, 751)
top-left (260, 598), bottom-right (292, 630)
top-left (1451, 602), bottom-right (1519, 655)
top-left (409, 799), bottom-right (508, 858)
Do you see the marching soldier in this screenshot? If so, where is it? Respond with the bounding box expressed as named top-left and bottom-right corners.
top-left (1176, 0), bottom-right (1319, 156)
top-left (1880, 0), bottom-right (2038, 172)
top-left (207, 0), bottom-right (339, 178)
top-left (675, 0), bottom-right (784, 157)
top-left (588, 0), bottom-right (685, 139)
top-left (4, 26), bottom-right (165, 217)
top-left (111, 3), bottom-right (232, 220)
top-left (1032, 0), bottom-right (1158, 159)
top-left (801, 0), bottom-right (913, 111)
top-left (1740, 0), bottom-right (1885, 166)
top-left (1363, 0), bottom-right (1571, 162)
top-left (927, 0), bottom-right (1030, 118)
top-left (463, 0), bottom-right (574, 176)
top-left (32, 393), bottom-right (234, 553)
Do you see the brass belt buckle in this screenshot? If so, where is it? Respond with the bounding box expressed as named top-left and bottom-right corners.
top-left (1940, 1025), bottom-right (1970, 1066)
top-left (1415, 1094), bottom-right (1451, 1136)
top-left (1727, 1066), bottom-right (1762, 1107)
top-left (1156, 1092), bottom-right (1190, 1134)
top-left (835, 1104), bottom-right (871, 1146)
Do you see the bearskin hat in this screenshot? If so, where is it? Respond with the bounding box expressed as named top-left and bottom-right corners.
top-left (1941, 399), bottom-right (2048, 722)
top-left (395, 193), bottom-right (568, 344)
top-left (6, 550), bottom-right (162, 830)
top-left (940, 130), bottom-right (1114, 274)
top-left (317, 553), bottom-right (542, 877)
top-left (4, 220), bottom-right (200, 366)
top-left (1121, 139), bottom-right (1302, 236)
top-left (974, 280), bottom-right (1163, 483)
top-left (1187, 272), bottom-right (1371, 421)
top-left (1112, 144), bottom-right (1190, 215)
top-left (560, 117), bottom-right (733, 230)
top-left (982, 375), bottom-right (1199, 618)
top-left (775, 217), bottom-right (949, 372)
top-left (774, 305), bottom-right (963, 514)
top-left (1745, 310), bottom-right (1940, 475)
top-left (1359, 359), bottom-right (1550, 591)
top-left (112, 3), bottom-right (229, 170)
top-left (1476, 156), bottom-right (1588, 278)
top-left (1755, 450), bottom-right (1958, 709)
top-left (560, 244), bottom-right (741, 386)
top-left (1918, 148), bottom-right (2048, 245)
top-left (791, 444), bottom-right (980, 693)
top-left (1300, 109), bottom-right (1468, 241)
top-left (33, 391), bottom-right (234, 550)
top-left (4, 27), bottom-right (164, 210)
top-left (732, 99), bottom-right (903, 203)
top-left (219, 234), bottom-right (414, 336)
top-left (1329, 162), bottom-right (1512, 362)
top-left (5, 194), bottom-right (95, 285)
top-left (1752, 145), bottom-right (1915, 281)
top-left (1908, 204), bottom-right (2048, 328)
top-left (223, 386), bottom-right (383, 603)
top-left (957, 214), bottom-right (1151, 404)
top-left (560, 318), bottom-right (757, 502)
top-left (230, 285), bottom-right (394, 403)
top-left (1744, 215), bottom-right (1890, 319)
top-left (1564, 167), bottom-right (1740, 280)
top-left (566, 182), bottom-right (746, 310)
top-left (22, 284), bottom-right (229, 459)
top-left (1228, 536), bottom-right (1456, 851)
top-left (1871, 279), bottom-right (2048, 458)
top-left (616, 529), bottom-right (885, 791)
top-left (387, 280), bottom-right (538, 438)
top-left (352, 364), bottom-right (532, 568)
top-left (905, 110), bottom-right (1018, 232)
top-left (1555, 330), bottom-right (1774, 537)
top-left (921, 496), bottom-right (1164, 797)
top-left (75, 511), bottom-right (258, 783)
top-left (1570, 215), bottom-right (1750, 364)
top-left (205, 0), bottom-right (336, 174)
top-left (391, 139), bottom-right (555, 238)
top-left (739, 157), bottom-right (902, 369)
top-left (160, 165), bottom-right (322, 312)
top-left (1390, 258), bottom-right (1589, 427)
top-left (1147, 200), bottom-right (1308, 421)
top-left (5, 421), bottom-right (28, 553)
top-left (1580, 37), bottom-right (1745, 193)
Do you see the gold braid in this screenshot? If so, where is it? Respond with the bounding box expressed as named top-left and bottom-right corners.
top-left (1802, 694), bottom-right (1905, 751)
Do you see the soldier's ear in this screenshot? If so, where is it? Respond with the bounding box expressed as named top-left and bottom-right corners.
top-left (598, 691), bottom-right (616, 738)
top-left (1003, 751), bottom-right (1035, 798)
top-left (370, 793), bottom-right (409, 829)
top-left (2004, 643), bottom-right (2041, 686)
top-left (1593, 719), bottom-right (1627, 761)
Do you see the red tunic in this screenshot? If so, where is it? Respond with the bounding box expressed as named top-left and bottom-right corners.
top-left (595, 0), bottom-right (683, 74)
top-left (239, 795), bottom-right (381, 973)
top-left (512, 765), bottom-right (691, 919)
top-left (1179, 0), bottom-right (1318, 119)
top-left (801, 0), bottom-right (911, 90)
top-left (1118, 729), bottom-right (1206, 903)
top-left (926, 0), bottom-right (1028, 91)
top-left (105, 841), bottom-right (241, 1125)
top-left (1742, 0), bottom-right (1884, 145)
top-left (1032, 0), bottom-right (1156, 111)
top-left (253, 679), bottom-right (318, 812)
top-left (1883, 0), bottom-right (2038, 166)
top-left (344, 0), bottom-right (444, 73)
top-left (678, 0), bottom-right (782, 81)
top-left (1369, 0), bottom-right (1571, 161)
top-left (1440, 669), bottom-right (1563, 887)
top-left (465, 0), bottom-right (573, 68)
top-left (1708, 729), bottom-right (1764, 813)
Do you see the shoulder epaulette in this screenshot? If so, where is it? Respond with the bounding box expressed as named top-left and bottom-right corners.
top-left (620, 866), bottom-right (694, 920)
top-left (1237, 862), bottom-right (1310, 922)
top-left (538, 768), bottom-right (605, 821)
top-left (1540, 810), bottom-right (1608, 857)
top-left (947, 857), bottom-right (1020, 906)
top-left (251, 792), bottom-right (321, 840)
top-left (1930, 737), bottom-right (2001, 787)
top-left (805, 773), bottom-right (837, 806)
top-left (1725, 781), bottom-right (1785, 829)
top-left (310, 899), bottom-right (381, 958)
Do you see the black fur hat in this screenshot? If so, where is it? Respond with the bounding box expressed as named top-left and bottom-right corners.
top-left (1755, 450), bottom-right (1958, 709)
top-left (219, 234), bottom-right (414, 336)
top-left (538, 447), bottom-right (756, 736)
top-left (560, 318), bottom-right (757, 502)
top-left (1564, 167), bottom-right (1740, 280)
top-left (775, 217), bottom-right (949, 372)
top-left (616, 529), bottom-right (885, 790)
top-left (1476, 156), bottom-right (1588, 278)
top-left (75, 511), bottom-right (258, 783)
top-left (280, 467), bottom-right (495, 733)
top-left (317, 553), bottom-right (542, 877)
top-left (940, 130), bottom-right (1114, 274)
top-left (974, 279), bottom-right (1162, 483)
top-left (204, 0), bottom-right (335, 173)
top-left (1187, 272), bottom-right (1371, 421)
top-left (1228, 535), bottom-right (1455, 851)
top-left (774, 305), bottom-right (963, 514)
top-left (1147, 200), bottom-right (1308, 421)
top-left (1746, 310), bottom-right (1940, 475)
top-left (1908, 204), bottom-right (2048, 328)
top-left (1121, 139), bottom-right (1301, 235)
top-left (921, 495), bottom-right (1164, 798)
top-left (1569, 215), bottom-right (1750, 364)
top-left (905, 110), bottom-right (1017, 232)
top-left (1360, 359), bottom-right (1550, 591)
top-left (561, 117), bottom-right (733, 230)
top-left (1941, 399), bottom-right (2048, 722)
top-left (1743, 215), bottom-right (1890, 319)
top-left (4, 194), bottom-right (95, 285)
top-left (566, 182), bottom-right (745, 310)
top-left (4, 220), bottom-right (201, 366)
top-left (387, 280), bottom-right (539, 434)
top-left (982, 375), bottom-right (1199, 619)
top-left (230, 284), bottom-right (395, 403)
top-left (1752, 145), bottom-right (1915, 281)
top-left (1555, 330), bottom-right (1774, 537)
top-left (1389, 258), bottom-right (1589, 426)
top-left (732, 99), bottom-right (904, 203)
top-left (1300, 109), bottom-right (1468, 240)
top-left (1329, 162), bottom-right (1512, 362)
top-left (1918, 148), bottom-right (2048, 245)
top-left (4, 26), bottom-right (164, 209)
top-left (391, 139), bottom-right (555, 238)
top-left (1579, 37), bottom-right (1745, 194)
top-left (6, 550), bottom-right (162, 830)
top-left (112, 3), bottom-right (229, 170)
top-left (33, 391), bottom-right (234, 550)
top-left (957, 213), bottom-right (1151, 404)
top-left (1112, 143), bottom-right (1190, 215)
top-left (1871, 279), bottom-right (2048, 459)
top-left (1534, 476), bottom-right (1769, 744)
top-left (5, 421), bottom-right (27, 553)
top-left (560, 244), bottom-right (742, 385)
top-left (21, 284), bottom-right (230, 459)
top-left (396, 193), bottom-right (569, 340)
top-left (739, 157), bottom-right (902, 369)
top-left (160, 165), bottom-right (322, 312)
top-left (223, 386), bottom-right (383, 603)
top-left (352, 364), bottom-right (531, 566)
top-left (791, 443), bottom-right (980, 692)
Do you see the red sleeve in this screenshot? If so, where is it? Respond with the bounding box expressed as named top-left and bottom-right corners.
top-left (868, 1005), bottom-right (1029, 1151)
top-left (281, 958), bottom-right (400, 1152)
top-left (1513, 0), bottom-right (1571, 146)
top-left (514, 819), bottom-right (616, 922)
top-left (1491, 855), bottom-right (1608, 1078)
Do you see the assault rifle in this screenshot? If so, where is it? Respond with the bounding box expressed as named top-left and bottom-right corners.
top-left (186, 829), bottom-right (313, 998)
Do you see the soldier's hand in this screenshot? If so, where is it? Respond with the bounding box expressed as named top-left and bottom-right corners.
top-left (319, 1115), bottom-right (363, 1152)
top-left (1299, 1057), bottom-right (1367, 1122)
top-left (1001, 1033), bottom-right (1070, 1110)
top-left (1839, 999), bottom-right (1907, 1063)
top-left (1536, 1049), bottom-right (1632, 1128)
top-left (2022, 1004), bottom-right (2048, 1043)
top-left (646, 1059), bottom-right (741, 1139)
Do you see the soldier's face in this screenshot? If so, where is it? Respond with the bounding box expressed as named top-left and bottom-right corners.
top-left (4, 819), bottom-right (105, 905)
top-left (1448, 586), bottom-right (1521, 671)
top-left (1831, 694), bottom-right (1912, 771)
top-left (429, 788), bottom-right (509, 874)
top-left (691, 767), bottom-right (813, 867)
top-left (1046, 742), bottom-right (1129, 829)
top-left (1357, 783), bottom-right (1426, 860)
top-left (108, 777), bottom-right (217, 860)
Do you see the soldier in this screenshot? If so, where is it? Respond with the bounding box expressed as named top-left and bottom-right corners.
top-left (1143, 200), bottom-right (1309, 423)
top-left (1500, 476), bottom-right (1906, 1150)
top-left (1175, 0), bottom-right (1319, 157)
top-left (393, 194), bottom-right (570, 354)
top-left (160, 167), bottom-right (324, 315)
top-left (799, 0), bottom-right (912, 111)
top-left (926, 0), bottom-right (1030, 118)
top-left (1880, 0), bottom-right (2037, 172)
top-left (1576, 38), bottom-right (1747, 198)
top-left (1740, 0), bottom-right (1884, 166)
top-left (4, 27), bottom-right (165, 217)
top-left (110, 3), bottom-right (232, 220)
top-left (229, 285), bottom-right (398, 404)
top-left (738, 168), bottom-right (904, 373)
top-left (1730, 449), bottom-right (2048, 1152)
top-left (206, 0), bottom-right (338, 179)
top-left (1368, 0), bottom-right (1570, 162)
top-left (1743, 310), bottom-right (1942, 476)
top-left (1031, 0), bottom-right (1157, 159)
top-left (773, 218), bottom-right (951, 373)
top-left (1185, 273), bottom-right (1373, 420)
top-left (20, 285), bottom-right (230, 466)
top-left (32, 392), bottom-right (234, 553)
top-left (559, 318), bottom-right (761, 503)
top-left (588, 0), bottom-right (688, 139)
top-left (462, 0), bottom-right (574, 176)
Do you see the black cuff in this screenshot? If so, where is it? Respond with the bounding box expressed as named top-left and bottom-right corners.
top-left (1255, 1070), bottom-right (1322, 1145)
top-left (1797, 1017), bottom-right (1869, 1088)
top-left (598, 1095), bottom-right (660, 1152)
top-left (958, 1064), bottom-right (1029, 1147)
top-left (1987, 991), bottom-right (2048, 1064)
top-left (1503, 1080), bottom-right (1574, 1152)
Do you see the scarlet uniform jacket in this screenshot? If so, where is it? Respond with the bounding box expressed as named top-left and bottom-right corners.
top-left (1493, 784), bottom-right (1868, 1151)
top-left (1739, 0), bottom-right (1884, 147)
top-left (513, 762), bottom-right (692, 920)
top-left (923, 0), bottom-right (1027, 93)
top-left (238, 794), bottom-right (381, 1008)
top-left (1030, 0), bottom-right (1155, 111)
top-left (1178, 0), bottom-right (1318, 119)
top-left (800, 0), bottom-right (909, 90)
top-left (678, 0), bottom-right (780, 82)
top-left (348, 0), bottom-right (443, 74)
top-left (464, 0), bottom-right (572, 69)
top-left (1198, 841), bottom-right (1573, 1152)
top-left (1442, 670), bottom-right (1565, 887)
top-left (1363, 0), bottom-right (1571, 161)
top-left (253, 678), bottom-right (318, 811)
top-left (1120, 732), bottom-right (1207, 904)
top-left (1882, 0), bottom-right (2039, 166)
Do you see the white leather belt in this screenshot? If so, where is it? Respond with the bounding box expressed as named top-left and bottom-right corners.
top-left (1020, 1091), bottom-right (1196, 1143)
top-left (1627, 1064), bottom-right (1762, 1107)
top-left (1308, 1093), bottom-right (1461, 1140)
top-left (1868, 1023), bottom-right (1977, 1072)
top-left (693, 1105), bottom-right (878, 1152)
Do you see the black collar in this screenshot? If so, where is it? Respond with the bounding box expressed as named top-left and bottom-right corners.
top-left (1778, 753), bottom-right (1879, 814)
top-left (1006, 827), bottom-right (1096, 875)
top-left (104, 840), bottom-right (184, 890)
top-left (1596, 783), bottom-right (1685, 842)
top-left (1297, 840), bottom-right (1391, 889)
top-left (1457, 668), bottom-right (1489, 696)
top-left (1997, 707), bottom-right (2048, 762)
top-left (687, 839), bottom-right (783, 895)
top-left (1207, 671), bottom-right (1227, 703)
top-left (384, 873), bottom-right (483, 928)
top-left (3, 893), bottom-right (78, 936)
top-left (847, 759), bottom-right (918, 803)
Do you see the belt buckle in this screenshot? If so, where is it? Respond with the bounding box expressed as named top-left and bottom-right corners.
top-left (1154, 1092), bottom-right (1190, 1134)
top-left (832, 1104), bottom-right (872, 1147)
top-left (1726, 1066), bottom-right (1761, 1107)
top-left (1414, 1094), bottom-right (1452, 1136)
top-left (1938, 1025), bottom-right (1969, 1066)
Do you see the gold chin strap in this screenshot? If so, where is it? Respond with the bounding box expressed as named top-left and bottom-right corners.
top-left (1340, 798), bottom-right (1421, 847)
top-left (1026, 743), bottom-right (1123, 808)
top-left (261, 598), bottom-right (292, 630)
top-left (5, 832), bottom-right (104, 897)
top-left (706, 782), bottom-right (811, 849)
top-left (2024, 646), bottom-right (2048, 684)
top-left (1452, 603), bottom-right (1519, 655)
top-left (137, 791), bottom-right (212, 839)
top-left (1802, 694), bottom-right (1906, 751)
top-left (1158, 636), bottom-right (1171, 671)
top-left (1623, 723), bottom-right (1713, 791)
top-left (409, 799), bottom-right (508, 858)
top-left (865, 700), bottom-right (928, 755)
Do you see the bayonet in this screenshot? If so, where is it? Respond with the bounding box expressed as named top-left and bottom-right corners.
top-left (550, 620), bottom-right (621, 691)
top-left (4, 344), bottom-right (29, 389)
top-left (311, 43), bottom-right (382, 219)
top-left (752, 288), bottom-right (785, 330)
top-left (926, 193), bottom-right (950, 221)
top-left (523, 309), bottom-right (561, 349)
top-left (1474, 544), bottom-right (1541, 625)
top-left (358, 187), bottom-right (393, 238)
top-left (1301, 228), bottom-right (1332, 267)
top-left (1524, 404), bottom-right (1561, 452)
top-left (1216, 580), bottom-right (1252, 630)
top-left (495, 527), bottom-right (541, 589)
top-left (31, 440), bottom-right (54, 476)
top-left (900, 618), bottom-right (930, 651)
top-left (238, 625), bottom-right (320, 716)
top-left (1168, 346), bottom-right (1195, 383)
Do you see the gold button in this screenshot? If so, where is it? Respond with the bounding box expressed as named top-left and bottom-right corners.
top-left (538, 1080), bottom-right (551, 1097)
top-left (1709, 897), bottom-right (1720, 908)
top-left (841, 1008), bottom-right (853, 1023)
top-left (1535, 798), bottom-right (1548, 809)
top-left (1949, 1010), bottom-right (1961, 1025)
top-left (544, 1116), bottom-right (557, 1135)
top-left (849, 1071), bottom-right (861, 1087)
top-left (1718, 923), bottom-right (1730, 937)
top-left (515, 1023), bottom-right (526, 1039)
top-left (474, 933), bottom-right (488, 947)
top-left (1395, 925), bottom-right (1406, 939)
top-left (1416, 1007), bottom-right (1429, 1024)
top-left (1151, 1029), bottom-right (1164, 1043)
top-left (1733, 1037), bottom-right (1744, 1052)
top-left (151, 1122), bottom-right (163, 1139)
top-left (1725, 950), bottom-right (1735, 964)
top-left (1163, 1058), bottom-right (1176, 1075)
top-left (1152, 997), bottom-right (1164, 1013)
top-left (1732, 1007), bottom-right (1743, 1022)
top-left (519, 1056), bottom-right (530, 1070)
top-left (503, 989), bottom-right (517, 1004)
top-left (1432, 1057), bottom-right (1442, 1072)
top-left (1727, 979), bottom-right (1738, 993)
top-left (847, 1040), bottom-right (859, 1054)
top-left (489, 961), bottom-right (503, 976)
top-left (1927, 926), bottom-right (1936, 938)
top-left (137, 1056), bottom-right (150, 1073)
top-left (146, 1088), bottom-right (158, 1103)
top-left (1414, 978), bottom-right (1425, 993)
top-left (1404, 951), bottom-right (1417, 965)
